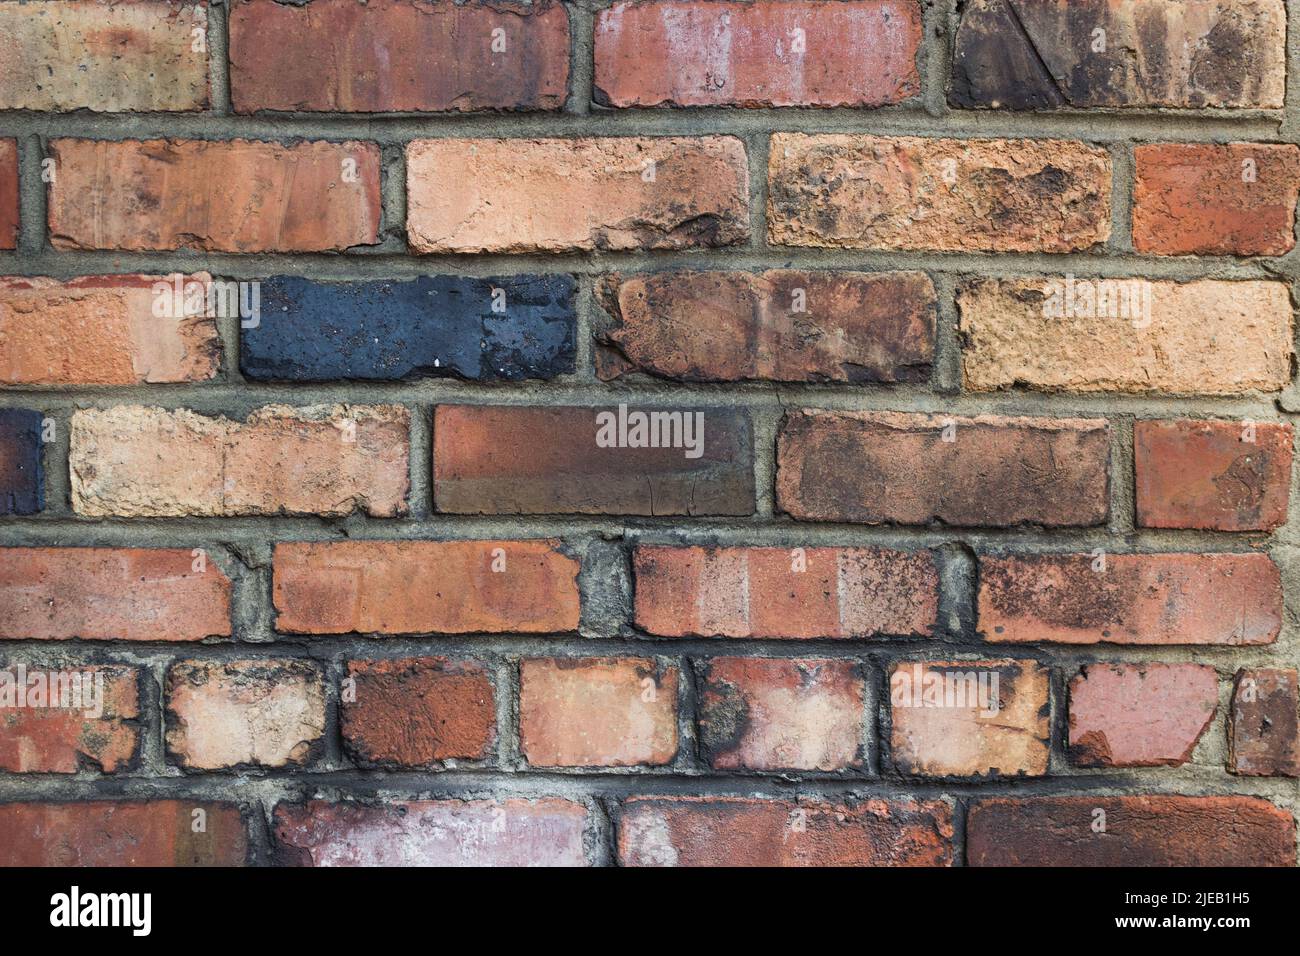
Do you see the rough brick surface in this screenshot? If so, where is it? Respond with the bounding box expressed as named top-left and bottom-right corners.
top-left (0, 409), bottom-right (44, 516)
top-left (1230, 668), bottom-right (1300, 777)
top-left (0, 664), bottom-right (139, 773)
top-left (0, 139), bottom-right (16, 250)
top-left (1068, 664), bottom-right (1219, 767)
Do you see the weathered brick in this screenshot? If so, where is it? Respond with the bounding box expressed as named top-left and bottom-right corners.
top-left (1068, 663), bottom-right (1218, 767)
top-left (618, 797), bottom-right (952, 867)
top-left (70, 404), bottom-right (410, 518)
top-left (519, 658), bottom-right (678, 767)
top-left (776, 410), bottom-right (1108, 527)
top-left (275, 799), bottom-right (588, 866)
top-left (407, 137), bottom-right (749, 253)
top-left (0, 274), bottom-right (222, 385)
top-left (242, 275), bottom-right (575, 382)
top-left (433, 404), bottom-right (754, 516)
top-left (48, 138), bottom-right (381, 252)
top-left (951, 0), bottom-right (1286, 110)
top-left (700, 658), bottom-right (864, 771)
top-left (166, 659), bottom-right (326, 770)
top-left (273, 540), bottom-right (579, 635)
top-left (594, 0), bottom-right (921, 108)
top-left (959, 278), bottom-right (1293, 395)
top-left (0, 801), bottom-right (248, 866)
top-left (1134, 143), bottom-right (1300, 255)
top-left (768, 134), bottom-right (1111, 252)
top-left (980, 553), bottom-right (1283, 645)
top-left (0, 139), bottom-right (16, 249)
top-left (1230, 668), bottom-right (1300, 777)
top-left (1135, 419), bottom-right (1292, 531)
top-left (596, 271), bottom-right (935, 384)
top-left (342, 659), bottom-right (495, 768)
top-left (889, 659), bottom-right (1049, 778)
top-left (633, 546), bottom-right (938, 639)
top-left (968, 796), bottom-right (1296, 867)
top-left (230, 0), bottom-right (569, 113)
top-left (0, 547), bottom-right (231, 642)
top-left (0, 409), bottom-right (43, 516)
top-left (0, 664), bottom-right (139, 773)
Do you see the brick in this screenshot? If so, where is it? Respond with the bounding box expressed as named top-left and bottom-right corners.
top-left (48, 138), bottom-right (381, 252)
top-left (0, 409), bottom-right (43, 516)
top-left (700, 658), bottom-right (864, 771)
top-left (958, 278), bottom-right (1293, 395)
top-left (519, 658), bottom-right (678, 767)
top-left (618, 797), bottom-right (952, 867)
top-left (633, 546), bottom-right (938, 639)
top-left (594, 0), bottom-right (921, 108)
top-left (889, 659), bottom-right (1049, 778)
top-left (166, 659), bottom-right (326, 770)
top-left (0, 274), bottom-right (221, 385)
top-left (342, 659), bottom-right (495, 768)
top-left (768, 133), bottom-right (1111, 252)
top-left (950, 0), bottom-right (1286, 110)
top-left (242, 275), bottom-right (575, 382)
top-left (1134, 143), bottom-right (1300, 255)
top-left (596, 271), bottom-right (935, 384)
top-left (1230, 668), bottom-right (1300, 777)
top-left (980, 553), bottom-right (1283, 646)
top-left (776, 410), bottom-right (1108, 527)
top-left (0, 547), bottom-right (231, 642)
top-left (0, 801), bottom-right (247, 866)
top-left (1068, 663), bottom-right (1218, 767)
top-left (433, 404), bottom-right (754, 516)
top-left (273, 540), bottom-right (579, 635)
top-left (407, 137), bottom-right (749, 253)
top-left (0, 139), bottom-right (16, 249)
top-left (1135, 419), bottom-right (1292, 531)
top-left (230, 0), bottom-right (568, 113)
top-left (969, 796), bottom-right (1296, 867)
top-left (70, 404), bottom-right (409, 518)
top-left (275, 799), bottom-right (588, 866)
top-left (0, 664), bottom-right (139, 773)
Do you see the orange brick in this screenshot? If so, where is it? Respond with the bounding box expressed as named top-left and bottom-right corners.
top-left (0, 664), bottom-right (139, 772)
top-left (0, 139), bottom-right (16, 249)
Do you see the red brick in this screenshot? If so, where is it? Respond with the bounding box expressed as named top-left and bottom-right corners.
top-left (594, 0), bottom-right (921, 108)
top-left (0, 547), bottom-right (231, 642)
top-left (275, 799), bottom-right (589, 866)
top-left (519, 658), bottom-right (678, 767)
top-left (1135, 419), bottom-right (1292, 531)
top-left (230, 0), bottom-right (569, 113)
top-left (1230, 668), bottom-right (1300, 777)
top-left (0, 664), bottom-right (138, 773)
top-left (273, 540), bottom-right (579, 635)
top-left (969, 796), bottom-right (1296, 867)
top-left (1068, 663), bottom-right (1218, 767)
top-left (0, 801), bottom-right (248, 866)
top-left (700, 658), bottom-right (864, 771)
top-left (633, 545), bottom-right (938, 639)
top-left (48, 138), bottom-right (381, 252)
top-left (980, 553), bottom-right (1282, 646)
top-left (0, 139), bottom-right (15, 249)
top-left (777, 410), bottom-right (1108, 527)
top-left (618, 796), bottom-right (952, 867)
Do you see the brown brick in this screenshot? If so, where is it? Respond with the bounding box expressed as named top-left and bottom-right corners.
top-left (433, 404), bottom-right (754, 516)
top-left (1135, 419), bottom-right (1292, 531)
top-left (406, 137), bottom-right (749, 253)
top-left (633, 546), bottom-right (938, 639)
top-left (0, 547), bottom-right (231, 642)
top-left (0, 665), bottom-right (139, 773)
top-left (1230, 668), bottom-right (1300, 777)
top-left (776, 410), bottom-right (1108, 527)
top-left (980, 553), bottom-right (1282, 646)
top-left (968, 796), bottom-right (1296, 867)
top-left (768, 133), bottom-right (1111, 252)
top-left (70, 404), bottom-right (410, 518)
top-left (959, 278), bottom-right (1293, 395)
top-left (596, 271), bottom-right (936, 384)
top-left (618, 796), bottom-right (952, 866)
top-left (700, 658), bottom-right (864, 771)
top-left (519, 658), bottom-right (678, 767)
top-left (0, 139), bottom-right (16, 249)
top-left (273, 540), bottom-right (579, 635)
top-left (1068, 663), bottom-right (1218, 767)
top-left (48, 138), bottom-right (381, 252)
top-left (594, 0), bottom-right (921, 108)
top-left (230, 0), bottom-right (569, 113)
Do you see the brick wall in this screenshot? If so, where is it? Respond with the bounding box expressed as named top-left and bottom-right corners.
top-left (0, 0), bottom-right (1298, 867)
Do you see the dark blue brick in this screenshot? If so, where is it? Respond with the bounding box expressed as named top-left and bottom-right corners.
top-left (241, 275), bottom-right (576, 382)
top-left (0, 408), bottom-right (44, 516)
